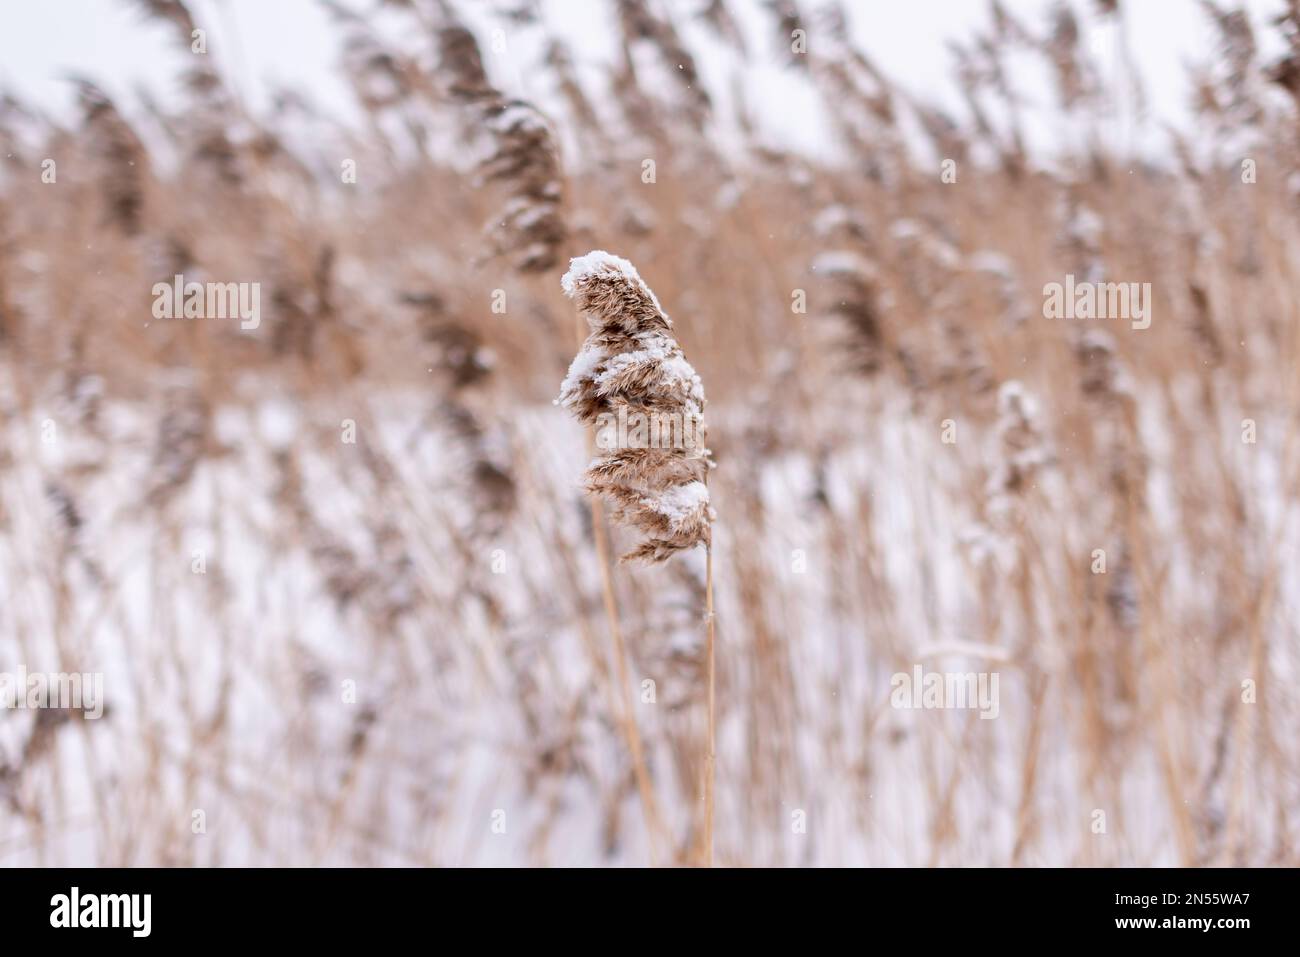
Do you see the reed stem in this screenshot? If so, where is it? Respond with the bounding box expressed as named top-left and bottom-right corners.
top-left (703, 539), bottom-right (715, 867)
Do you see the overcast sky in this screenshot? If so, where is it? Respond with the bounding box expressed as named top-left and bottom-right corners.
top-left (0, 0), bottom-right (1289, 158)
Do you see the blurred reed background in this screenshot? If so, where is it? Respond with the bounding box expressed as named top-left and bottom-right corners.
top-left (0, 0), bottom-right (1297, 866)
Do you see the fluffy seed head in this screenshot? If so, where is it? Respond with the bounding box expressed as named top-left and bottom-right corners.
top-left (558, 251), bottom-right (713, 563)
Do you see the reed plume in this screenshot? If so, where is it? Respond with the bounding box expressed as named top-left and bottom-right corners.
top-left (986, 380), bottom-right (1053, 526)
top-left (73, 79), bottom-right (148, 236)
top-left (436, 19), bottom-right (567, 274)
top-left (557, 251), bottom-right (713, 563)
top-left (812, 250), bottom-right (887, 375)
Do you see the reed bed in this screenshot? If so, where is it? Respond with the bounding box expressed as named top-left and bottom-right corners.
top-left (0, 0), bottom-right (1296, 866)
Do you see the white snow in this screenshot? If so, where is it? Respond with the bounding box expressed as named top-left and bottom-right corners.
top-left (561, 250), bottom-right (638, 295)
top-left (642, 480), bottom-right (710, 532)
top-left (587, 337), bottom-right (705, 411)
top-left (560, 251), bottom-right (670, 323)
top-left (556, 343), bottom-right (607, 407)
top-left (968, 251), bottom-right (1017, 280)
top-left (594, 341), bottom-right (673, 384)
top-left (811, 251), bottom-right (873, 278)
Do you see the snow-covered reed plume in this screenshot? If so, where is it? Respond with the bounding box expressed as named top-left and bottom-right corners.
top-left (811, 250), bottom-right (886, 374)
top-left (131, 0), bottom-right (220, 98)
top-left (133, 0), bottom-right (243, 187)
top-left (558, 251), bottom-right (713, 563)
top-left (1074, 330), bottom-right (1143, 634)
top-left (986, 380), bottom-right (1053, 525)
top-left (73, 80), bottom-right (148, 236)
top-left (438, 22), bottom-right (567, 273)
top-left (614, 0), bottom-right (712, 131)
